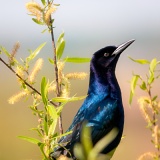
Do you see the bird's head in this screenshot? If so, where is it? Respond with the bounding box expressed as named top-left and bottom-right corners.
top-left (91, 39), bottom-right (135, 71)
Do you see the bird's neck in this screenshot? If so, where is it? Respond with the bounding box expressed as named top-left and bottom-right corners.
top-left (88, 67), bottom-right (121, 99)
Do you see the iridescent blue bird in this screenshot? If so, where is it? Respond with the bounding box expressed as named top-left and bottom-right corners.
top-left (50, 39), bottom-right (135, 160)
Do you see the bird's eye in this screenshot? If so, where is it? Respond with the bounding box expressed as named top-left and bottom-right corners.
top-left (104, 53), bottom-right (109, 57)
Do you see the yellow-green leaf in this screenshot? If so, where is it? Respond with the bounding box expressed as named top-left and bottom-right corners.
top-left (0, 46), bottom-right (10, 57)
top-left (18, 136), bottom-right (41, 144)
top-left (41, 77), bottom-right (48, 106)
top-left (56, 40), bottom-right (65, 59)
top-left (149, 58), bottom-right (157, 73)
top-left (129, 75), bottom-right (139, 104)
top-left (81, 125), bottom-right (93, 157)
top-left (26, 42), bottom-right (46, 62)
top-left (52, 95), bottom-right (87, 103)
top-left (65, 57), bottom-right (91, 63)
top-left (32, 18), bottom-right (44, 25)
top-left (128, 56), bottom-right (150, 64)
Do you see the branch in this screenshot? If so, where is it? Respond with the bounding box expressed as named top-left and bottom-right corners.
top-left (47, 0), bottom-right (63, 134)
top-left (0, 57), bottom-right (57, 107)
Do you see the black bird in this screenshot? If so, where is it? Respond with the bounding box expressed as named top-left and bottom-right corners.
top-left (50, 39), bottom-right (135, 159)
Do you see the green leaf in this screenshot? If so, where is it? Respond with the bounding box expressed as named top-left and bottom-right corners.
top-left (81, 125), bottom-right (93, 157)
top-left (56, 40), bottom-right (65, 59)
top-left (56, 32), bottom-right (65, 59)
top-left (18, 136), bottom-right (41, 144)
top-left (30, 128), bottom-right (43, 137)
top-left (39, 143), bottom-right (48, 159)
top-left (140, 81), bottom-right (147, 90)
top-left (152, 95), bottom-right (158, 102)
top-left (0, 46), bottom-right (10, 57)
top-left (56, 102), bottom-right (67, 116)
top-left (57, 32), bottom-right (65, 45)
top-left (129, 91), bottom-right (134, 105)
top-left (148, 73), bottom-right (154, 84)
top-left (65, 57), bottom-right (91, 63)
top-left (149, 58), bottom-right (157, 73)
top-left (41, 28), bottom-right (48, 33)
top-left (128, 56), bottom-right (150, 64)
top-left (43, 115), bottom-right (48, 135)
top-left (131, 75), bottom-right (139, 94)
top-left (30, 106), bottom-right (44, 114)
top-left (74, 143), bottom-right (85, 160)
top-left (88, 128), bottom-right (119, 160)
top-left (129, 75), bottom-right (139, 104)
top-left (148, 58), bottom-right (157, 84)
top-left (26, 42), bottom-right (46, 63)
top-left (54, 3), bottom-right (60, 6)
top-left (51, 131), bottom-right (72, 140)
top-left (41, 77), bottom-right (48, 106)
top-left (48, 118), bottom-right (57, 136)
top-left (47, 105), bottom-right (58, 136)
top-left (48, 58), bottom-right (54, 64)
top-left (52, 95), bottom-right (87, 103)
top-left (48, 105), bottom-right (58, 119)
top-left (41, 0), bottom-right (46, 5)
top-left (32, 18), bottom-right (44, 25)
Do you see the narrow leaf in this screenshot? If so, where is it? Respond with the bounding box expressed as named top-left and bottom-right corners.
top-left (140, 81), bottom-right (147, 90)
top-left (44, 116), bottom-right (48, 135)
top-left (48, 118), bottom-right (57, 136)
top-left (41, 0), bottom-right (46, 5)
top-left (74, 143), bottom-right (85, 160)
top-left (0, 46), bottom-right (10, 57)
top-left (48, 105), bottom-right (58, 119)
top-left (56, 102), bottom-right (67, 116)
top-left (56, 40), bottom-right (65, 59)
top-left (131, 75), bottom-right (139, 94)
top-left (148, 73), bottom-right (154, 85)
top-left (32, 18), bottom-right (44, 25)
top-left (41, 28), bottom-right (48, 33)
top-left (65, 57), bottom-right (91, 63)
top-left (52, 95), bottom-right (87, 103)
top-left (129, 91), bottom-right (134, 105)
top-left (81, 125), bottom-right (93, 157)
top-left (149, 58), bottom-right (157, 73)
top-left (39, 143), bottom-right (48, 159)
top-left (57, 32), bottom-right (65, 45)
top-left (18, 136), bottom-right (40, 144)
top-left (47, 105), bottom-right (58, 136)
top-left (89, 128), bottom-right (118, 160)
top-left (128, 56), bottom-right (150, 64)
top-left (41, 77), bottom-right (48, 106)
top-left (152, 95), bottom-right (158, 102)
top-left (48, 58), bottom-right (54, 64)
top-left (129, 75), bottom-right (139, 104)
top-left (26, 42), bottom-right (46, 62)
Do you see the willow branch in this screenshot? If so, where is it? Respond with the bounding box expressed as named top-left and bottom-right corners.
top-left (47, 0), bottom-right (63, 134)
top-left (0, 57), bottom-right (57, 107)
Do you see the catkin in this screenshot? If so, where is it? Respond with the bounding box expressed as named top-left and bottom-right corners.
top-left (28, 58), bottom-right (43, 83)
top-left (66, 72), bottom-right (88, 80)
top-left (8, 91), bottom-right (28, 104)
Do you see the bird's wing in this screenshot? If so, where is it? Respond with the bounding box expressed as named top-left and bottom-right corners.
top-left (85, 97), bottom-right (119, 144)
top-left (59, 96), bottom-right (119, 147)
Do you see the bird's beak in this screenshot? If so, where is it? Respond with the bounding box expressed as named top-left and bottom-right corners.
top-left (113, 39), bottom-right (135, 55)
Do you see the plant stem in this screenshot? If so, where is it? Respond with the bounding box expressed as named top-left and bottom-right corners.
top-left (147, 85), bottom-right (156, 126)
top-left (0, 57), bottom-right (57, 107)
top-left (47, 0), bottom-right (63, 134)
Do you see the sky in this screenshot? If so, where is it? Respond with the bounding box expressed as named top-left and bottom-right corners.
top-left (0, 0), bottom-right (160, 160)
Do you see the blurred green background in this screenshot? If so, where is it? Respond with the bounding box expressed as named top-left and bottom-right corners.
top-left (0, 0), bottom-right (160, 159)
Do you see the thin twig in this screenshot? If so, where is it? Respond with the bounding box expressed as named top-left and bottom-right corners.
top-left (47, 0), bottom-right (63, 134)
top-left (0, 57), bottom-right (57, 107)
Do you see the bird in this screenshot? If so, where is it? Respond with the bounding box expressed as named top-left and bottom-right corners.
top-left (50, 39), bottom-right (135, 160)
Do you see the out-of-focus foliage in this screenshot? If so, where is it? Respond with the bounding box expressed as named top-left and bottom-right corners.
top-left (129, 57), bottom-right (160, 160)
